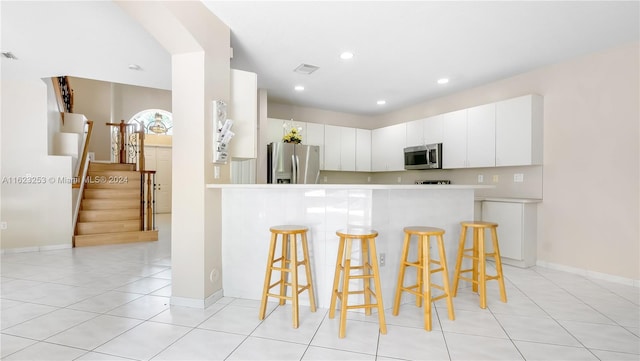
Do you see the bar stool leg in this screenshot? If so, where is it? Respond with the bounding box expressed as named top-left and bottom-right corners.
top-left (259, 232), bottom-right (278, 320)
top-left (436, 233), bottom-right (455, 321)
top-left (362, 238), bottom-right (373, 316)
top-left (472, 228), bottom-right (479, 293)
top-left (491, 227), bottom-right (508, 303)
top-left (289, 234), bottom-right (300, 328)
top-left (416, 237), bottom-right (424, 308)
top-left (339, 238), bottom-right (354, 338)
top-left (393, 232), bottom-right (411, 316)
top-left (329, 236), bottom-right (346, 319)
top-left (368, 237), bottom-right (387, 334)
top-left (300, 232), bottom-right (317, 312)
top-left (452, 225), bottom-right (467, 296)
top-left (422, 235), bottom-right (432, 331)
top-left (278, 234), bottom-right (288, 305)
top-left (477, 228), bottom-right (487, 309)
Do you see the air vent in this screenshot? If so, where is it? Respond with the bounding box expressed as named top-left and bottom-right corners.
top-left (2, 51), bottom-right (18, 60)
top-left (294, 63), bottom-right (319, 75)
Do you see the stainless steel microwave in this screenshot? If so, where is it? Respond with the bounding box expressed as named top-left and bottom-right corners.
top-left (404, 143), bottom-right (442, 170)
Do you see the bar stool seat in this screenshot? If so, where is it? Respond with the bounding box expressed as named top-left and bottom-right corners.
top-left (329, 227), bottom-right (386, 338)
top-left (393, 226), bottom-right (455, 331)
top-left (452, 221), bottom-right (507, 309)
top-left (259, 225), bottom-right (316, 328)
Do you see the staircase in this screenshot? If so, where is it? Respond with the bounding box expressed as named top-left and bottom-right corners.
top-left (74, 162), bottom-right (158, 247)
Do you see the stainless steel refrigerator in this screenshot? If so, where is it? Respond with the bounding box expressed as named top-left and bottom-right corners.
top-left (267, 142), bottom-right (320, 184)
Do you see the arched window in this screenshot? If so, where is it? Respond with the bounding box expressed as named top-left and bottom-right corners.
top-left (128, 109), bottom-right (173, 135)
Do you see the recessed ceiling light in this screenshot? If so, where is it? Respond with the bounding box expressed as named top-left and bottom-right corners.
top-left (377, 100), bottom-right (386, 105)
top-left (437, 78), bottom-right (449, 84)
top-left (340, 52), bottom-right (354, 60)
top-left (128, 64), bottom-right (142, 71)
top-left (294, 85), bottom-right (305, 91)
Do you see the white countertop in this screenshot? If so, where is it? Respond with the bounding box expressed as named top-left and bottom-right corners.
top-left (475, 197), bottom-right (542, 203)
top-left (206, 183), bottom-right (495, 190)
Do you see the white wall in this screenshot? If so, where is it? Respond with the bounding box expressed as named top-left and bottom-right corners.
top-left (1, 78), bottom-right (72, 250)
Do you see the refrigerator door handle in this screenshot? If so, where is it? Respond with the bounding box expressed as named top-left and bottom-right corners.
top-left (292, 154), bottom-right (298, 184)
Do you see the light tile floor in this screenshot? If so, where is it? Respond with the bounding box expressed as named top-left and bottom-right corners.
top-left (1, 214), bottom-right (638, 360)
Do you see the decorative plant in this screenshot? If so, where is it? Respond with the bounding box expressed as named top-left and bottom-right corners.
top-left (283, 127), bottom-right (302, 144)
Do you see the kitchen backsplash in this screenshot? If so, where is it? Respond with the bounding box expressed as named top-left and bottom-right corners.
top-left (320, 165), bottom-right (543, 199)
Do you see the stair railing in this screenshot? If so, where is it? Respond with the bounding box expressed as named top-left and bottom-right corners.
top-left (107, 120), bottom-right (155, 231)
top-left (73, 120), bottom-right (93, 189)
top-left (140, 170), bottom-right (156, 231)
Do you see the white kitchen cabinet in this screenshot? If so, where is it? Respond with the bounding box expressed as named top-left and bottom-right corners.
top-left (323, 125), bottom-right (341, 171)
top-left (355, 128), bottom-right (371, 171)
top-left (442, 109), bottom-right (468, 169)
top-left (323, 125), bottom-right (356, 171)
top-left (466, 103), bottom-right (496, 167)
top-left (442, 105), bottom-right (495, 169)
top-left (423, 114), bottom-right (444, 145)
top-left (266, 118), bottom-right (286, 144)
top-left (229, 69), bottom-right (257, 159)
top-left (371, 123), bottom-right (406, 171)
top-left (405, 118), bottom-right (424, 147)
top-left (305, 122), bottom-right (324, 169)
top-left (495, 94), bottom-right (543, 166)
top-left (481, 200), bottom-right (538, 268)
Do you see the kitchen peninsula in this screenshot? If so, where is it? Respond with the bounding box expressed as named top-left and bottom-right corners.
top-left (206, 183), bottom-right (493, 309)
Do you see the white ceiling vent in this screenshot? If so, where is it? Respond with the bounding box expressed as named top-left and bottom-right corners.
top-left (2, 51), bottom-right (18, 60)
top-left (294, 63), bottom-right (319, 75)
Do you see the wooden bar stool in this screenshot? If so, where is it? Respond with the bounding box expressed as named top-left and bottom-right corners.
top-left (392, 226), bottom-right (455, 331)
top-left (329, 228), bottom-right (386, 338)
top-left (452, 221), bottom-right (507, 309)
top-left (259, 225), bottom-right (316, 328)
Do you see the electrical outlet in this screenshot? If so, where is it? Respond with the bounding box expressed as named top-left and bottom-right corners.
top-left (514, 173), bottom-right (524, 182)
top-left (367, 176), bottom-right (371, 183)
top-left (477, 175), bottom-right (484, 183)
top-left (213, 166), bottom-right (220, 179)
top-left (379, 253), bottom-right (386, 267)
top-left (397, 177), bottom-right (401, 183)
top-left (0, 222), bottom-right (6, 230)
top-left (323, 176), bottom-right (328, 183)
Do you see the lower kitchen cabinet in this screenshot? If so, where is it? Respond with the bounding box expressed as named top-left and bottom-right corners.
top-left (481, 200), bottom-right (539, 268)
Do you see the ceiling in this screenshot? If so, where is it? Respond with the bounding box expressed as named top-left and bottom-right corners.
top-left (2, 1), bottom-right (638, 116)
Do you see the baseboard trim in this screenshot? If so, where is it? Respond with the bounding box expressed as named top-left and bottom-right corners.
top-left (171, 289), bottom-right (224, 309)
top-left (1, 243), bottom-right (72, 254)
top-left (536, 260), bottom-right (640, 288)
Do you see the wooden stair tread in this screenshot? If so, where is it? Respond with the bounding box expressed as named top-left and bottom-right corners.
top-left (78, 209), bottom-right (139, 222)
top-left (83, 188), bottom-right (139, 199)
top-left (76, 220), bottom-right (140, 235)
top-left (81, 198), bottom-right (139, 210)
top-left (88, 162), bottom-right (136, 171)
top-left (74, 230), bottom-right (158, 247)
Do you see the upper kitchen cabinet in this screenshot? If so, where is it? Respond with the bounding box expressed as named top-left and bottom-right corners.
top-left (372, 123), bottom-right (406, 171)
top-left (423, 114), bottom-right (444, 145)
top-left (324, 125), bottom-right (356, 171)
top-left (442, 109), bottom-right (468, 168)
top-left (305, 122), bottom-right (325, 169)
top-left (466, 103), bottom-right (496, 167)
top-left (355, 128), bottom-right (371, 172)
top-left (495, 94), bottom-right (543, 166)
top-left (405, 118), bottom-right (424, 147)
top-left (405, 114), bottom-right (443, 147)
top-left (266, 118), bottom-right (286, 144)
top-left (443, 105), bottom-right (495, 169)
top-left (229, 69), bottom-right (257, 159)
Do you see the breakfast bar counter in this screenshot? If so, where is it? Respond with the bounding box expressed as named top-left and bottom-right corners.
top-left (206, 183), bottom-right (492, 308)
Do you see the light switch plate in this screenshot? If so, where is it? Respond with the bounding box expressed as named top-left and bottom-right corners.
top-left (477, 175), bottom-right (484, 183)
top-left (514, 173), bottom-right (524, 182)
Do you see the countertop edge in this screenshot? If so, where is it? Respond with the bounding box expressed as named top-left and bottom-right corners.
top-left (475, 197), bottom-right (542, 203)
top-left (206, 183), bottom-right (495, 190)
